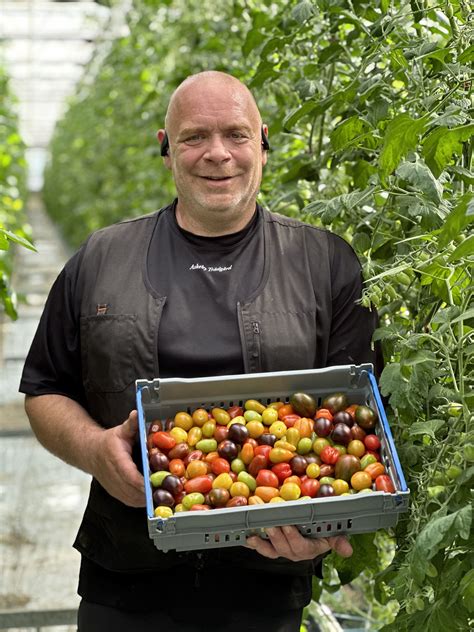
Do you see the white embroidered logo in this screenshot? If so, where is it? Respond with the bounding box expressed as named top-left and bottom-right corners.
top-left (189, 263), bottom-right (232, 272)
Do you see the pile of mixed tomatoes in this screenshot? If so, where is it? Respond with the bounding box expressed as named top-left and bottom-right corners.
top-left (146, 391), bottom-right (396, 518)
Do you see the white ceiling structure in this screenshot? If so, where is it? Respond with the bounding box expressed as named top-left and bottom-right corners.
top-left (0, 0), bottom-right (129, 189)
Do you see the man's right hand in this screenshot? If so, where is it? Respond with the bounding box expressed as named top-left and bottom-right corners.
top-left (91, 410), bottom-right (146, 507)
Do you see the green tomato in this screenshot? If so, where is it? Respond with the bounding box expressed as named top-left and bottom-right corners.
top-left (446, 465), bottom-right (462, 480)
top-left (464, 444), bottom-right (474, 462)
top-left (447, 402), bottom-right (463, 417)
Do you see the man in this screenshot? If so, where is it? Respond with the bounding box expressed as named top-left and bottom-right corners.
top-left (20, 71), bottom-right (378, 631)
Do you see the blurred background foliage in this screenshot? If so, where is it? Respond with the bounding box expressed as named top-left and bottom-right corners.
top-left (38, 0), bottom-right (474, 629)
top-left (0, 65), bottom-right (34, 319)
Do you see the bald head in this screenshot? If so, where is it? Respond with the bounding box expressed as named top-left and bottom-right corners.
top-left (164, 71), bottom-right (262, 137)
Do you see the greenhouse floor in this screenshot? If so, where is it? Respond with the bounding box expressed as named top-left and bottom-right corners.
top-left (0, 195), bottom-right (89, 631)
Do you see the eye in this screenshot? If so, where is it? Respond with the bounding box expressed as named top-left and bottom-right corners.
top-left (184, 134), bottom-right (205, 145)
top-left (229, 131), bottom-right (249, 142)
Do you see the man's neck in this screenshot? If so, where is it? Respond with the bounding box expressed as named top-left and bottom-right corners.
top-left (175, 200), bottom-right (258, 237)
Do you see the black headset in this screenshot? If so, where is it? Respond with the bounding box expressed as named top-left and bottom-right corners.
top-left (160, 127), bottom-right (270, 156)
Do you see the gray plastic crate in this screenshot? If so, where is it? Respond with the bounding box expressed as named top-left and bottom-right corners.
top-left (136, 364), bottom-right (409, 552)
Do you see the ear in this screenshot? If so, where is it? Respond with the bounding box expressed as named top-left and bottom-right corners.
top-left (157, 129), bottom-right (172, 169)
top-left (262, 124), bottom-right (269, 167)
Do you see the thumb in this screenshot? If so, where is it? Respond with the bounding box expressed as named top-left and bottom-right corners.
top-left (122, 410), bottom-right (139, 438)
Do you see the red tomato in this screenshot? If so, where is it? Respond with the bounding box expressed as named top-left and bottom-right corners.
top-left (320, 446), bottom-right (340, 465)
top-left (169, 458), bottom-right (185, 477)
top-left (184, 476), bottom-right (213, 494)
top-left (211, 457), bottom-right (231, 475)
top-left (364, 434), bottom-right (381, 451)
top-left (282, 414), bottom-right (301, 428)
top-left (152, 431), bottom-right (176, 451)
top-left (271, 463), bottom-right (292, 484)
top-left (315, 408), bottom-right (333, 421)
top-left (345, 404), bottom-right (358, 420)
top-left (256, 469), bottom-right (279, 488)
top-left (227, 405), bottom-right (244, 419)
top-left (278, 404), bottom-right (295, 420)
top-left (300, 478), bottom-right (320, 498)
top-left (248, 454), bottom-right (268, 477)
top-left (364, 462), bottom-right (385, 480)
top-left (189, 504), bottom-right (211, 511)
top-left (244, 438), bottom-right (258, 448)
top-left (375, 475), bottom-right (395, 493)
top-left (254, 445), bottom-right (272, 460)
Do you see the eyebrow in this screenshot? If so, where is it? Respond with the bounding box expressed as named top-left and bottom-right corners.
top-left (178, 124), bottom-right (255, 137)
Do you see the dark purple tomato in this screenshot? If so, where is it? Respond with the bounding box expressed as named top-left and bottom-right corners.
top-left (258, 433), bottom-right (277, 447)
top-left (335, 454), bottom-right (361, 481)
top-left (322, 393), bottom-right (348, 414)
top-left (227, 423), bottom-right (249, 445)
top-left (217, 440), bottom-right (239, 461)
top-left (351, 424), bottom-right (367, 441)
top-left (331, 423), bottom-right (352, 446)
top-left (355, 405), bottom-right (377, 430)
top-left (168, 442), bottom-right (190, 460)
top-left (332, 411), bottom-right (354, 427)
top-left (317, 484), bottom-right (335, 497)
top-left (149, 452), bottom-right (169, 472)
top-left (290, 455), bottom-right (308, 476)
top-left (148, 420), bottom-right (163, 434)
top-left (153, 489), bottom-right (175, 507)
top-left (305, 453), bottom-right (322, 466)
top-left (160, 474), bottom-right (184, 496)
top-left (209, 488), bottom-right (230, 507)
top-left (314, 417), bottom-right (333, 437)
top-left (164, 418), bottom-right (175, 431)
top-left (289, 392), bottom-right (317, 418)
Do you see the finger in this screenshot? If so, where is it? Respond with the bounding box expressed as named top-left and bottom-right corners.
top-left (328, 535), bottom-right (353, 558)
top-left (122, 410), bottom-right (139, 438)
top-left (265, 527), bottom-right (298, 559)
top-left (245, 535), bottom-right (280, 559)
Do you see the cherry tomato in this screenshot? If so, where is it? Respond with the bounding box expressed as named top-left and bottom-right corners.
top-left (375, 474), bottom-right (395, 493)
top-left (364, 434), bottom-right (381, 451)
top-left (282, 414), bottom-right (301, 428)
top-left (184, 476), bottom-right (213, 494)
top-left (211, 457), bottom-right (231, 475)
top-left (271, 463), bottom-right (292, 484)
top-left (278, 404), bottom-right (295, 420)
top-left (152, 431), bottom-right (176, 452)
top-left (169, 458), bottom-right (185, 477)
top-left (365, 449), bottom-right (381, 461)
top-left (347, 440), bottom-right (366, 458)
top-left (226, 496), bottom-right (248, 507)
top-left (300, 478), bottom-right (320, 497)
top-left (256, 469), bottom-right (279, 488)
top-left (239, 443), bottom-right (254, 465)
top-left (248, 454), bottom-right (268, 477)
top-left (345, 404), bottom-right (358, 420)
top-left (255, 486), bottom-right (280, 502)
top-left (320, 446), bottom-right (340, 465)
top-left (364, 462), bottom-right (385, 480)
top-left (254, 444), bottom-right (272, 460)
top-left (350, 471), bottom-right (372, 490)
top-left (315, 408), bottom-right (333, 421)
top-left (189, 504), bottom-right (211, 511)
top-left (227, 405), bottom-right (244, 419)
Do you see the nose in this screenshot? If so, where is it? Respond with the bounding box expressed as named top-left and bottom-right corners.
top-left (203, 134), bottom-right (231, 162)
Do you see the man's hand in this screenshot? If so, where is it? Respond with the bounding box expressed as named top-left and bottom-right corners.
top-left (91, 410), bottom-right (145, 508)
top-left (245, 526), bottom-right (352, 561)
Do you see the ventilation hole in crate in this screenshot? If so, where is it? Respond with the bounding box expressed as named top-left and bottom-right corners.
top-left (326, 523), bottom-right (332, 532)
top-left (347, 519), bottom-right (353, 529)
top-left (214, 534), bottom-right (220, 543)
top-left (337, 522), bottom-right (342, 530)
top-left (225, 534), bottom-right (230, 542)
top-left (228, 401), bottom-right (234, 407)
top-left (305, 527), bottom-right (312, 534)
top-left (235, 534), bottom-right (241, 541)
top-left (204, 534), bottom-right (209, 542)
top-left (316, 525), bottom-right (322, 533)
top-left (238, 400), bottom-right (243, 407)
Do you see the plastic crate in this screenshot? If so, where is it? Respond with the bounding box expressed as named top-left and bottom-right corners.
top-left (136, 364), bottom-right (409, 552)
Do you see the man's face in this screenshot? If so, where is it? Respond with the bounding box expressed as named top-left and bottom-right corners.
top-left (160, 80), bottom-right (267, 221)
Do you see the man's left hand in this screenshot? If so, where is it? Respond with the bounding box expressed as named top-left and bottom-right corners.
top-left (245, 526), bottom-right (353, 561)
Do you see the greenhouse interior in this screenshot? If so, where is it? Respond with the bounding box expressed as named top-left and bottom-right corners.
top-left (0, 1), bottom-right (472, 631)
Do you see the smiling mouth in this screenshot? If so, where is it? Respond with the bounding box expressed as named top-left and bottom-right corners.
top-left (200, 175), bottom-right (234, 181)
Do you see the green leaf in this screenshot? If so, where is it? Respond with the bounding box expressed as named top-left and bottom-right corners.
top-left (351, 231), bottom-right (371, 254)
top-left (411, 506), bottom-right (472, 583)
top-left (291, 0), bottom-right (315, 24)
top-left (409, 419), bottom-right (444, 439)
top-left (458, 44), bottom-right (474, 64)
top-left (402, 349), bottom-right (437, 366)
top-left (282, 101), bottom-right (318, 131)
top-left (242, 28), bottom-right (263, 57)
top-left (332, 532), bottom-right (379, 584)
top-left (423, 124), bottom-right (474, 177)
top-left (450, 307), bottom-right (474, 324)
top-left (330, 116), bottom-right (370, 152)
top-left (460, 569), bottom-right (474, 613)
top-left (379, 114), bottom-right (429, 184)
top-left (0, 231), bottom-right (10, 250)
top-left (439, 192), bottom-right (474, 248)
top-left (396, 159), bottom-right (443, 203)
top-left (448, 234), bottom-right (474, 262)
top-left (304, 189), bottom-right (371, 223)
top-left (0, 229), bottom-right (36, 251)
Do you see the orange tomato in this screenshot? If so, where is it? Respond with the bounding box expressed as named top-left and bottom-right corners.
top-left (169, 458), bottom-right (185, 477)
top-left (364, 462), bottom-right (386, 480)
top-left (350, 471), bottom-right (372, 490)
top-left (255, 486), bottom-right (280, 502)
top-left (293, 417), bottom-right (314, 438)
top-left (278, 404), bottom-right (295, 420)
top-left (315, 408), bottom-right (333, 421)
